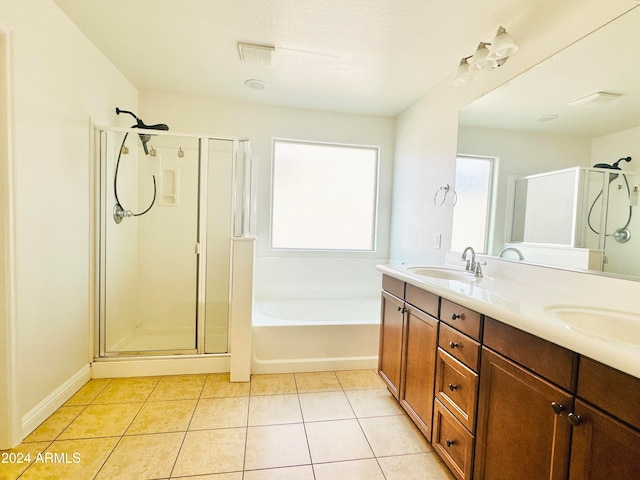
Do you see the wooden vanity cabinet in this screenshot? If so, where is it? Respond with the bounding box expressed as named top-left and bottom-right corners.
top-left (378, 275), bottom-right (439, 440)
top-left (378, 289), bottom-right (405, 399)
top-left (568, 356), bottom-right (640, 480)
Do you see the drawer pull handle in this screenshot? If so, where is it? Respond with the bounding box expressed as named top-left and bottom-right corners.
top-left (448, 341), bottom-right (459, 349)
top-left (568, 413), bottom-right (582, 427)
top-left (551, 402), bottom-right (564, 415)
top-left (446, 439), bottom-right (456, 447)
top-left (448, 383), bottom-right (458, 391)
top-left (451, 313), bottom-right (461, 320)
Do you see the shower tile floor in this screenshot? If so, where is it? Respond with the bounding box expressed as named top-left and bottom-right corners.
top-left (3, 369), bottom-right (455, 480)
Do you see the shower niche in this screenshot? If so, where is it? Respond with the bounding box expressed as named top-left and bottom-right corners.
top-left (505, 166), bottom-right (639, 275)
top-left (94, 125), bottom-right (256, 358)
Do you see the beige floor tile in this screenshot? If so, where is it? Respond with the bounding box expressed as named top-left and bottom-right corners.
top-left (336, 370), bottom-right (385, 390)
top-left (299, 391), bottom-right (355, 422)
top-left (95, 432), bottom-right (184, 480)
top-left (0, 441), bottom-right (50, 480)
top-left (126, 399), bottom-right (197, 434)
top-left (189, 397), bottom-right (249, 430)
top-left (244, 423), bottom-right (310, 470)
top-left (345, 388), bottom-right (404, 418)
top-left (19, 437), bottom-right (118, 480)
top-left (149, 374), bottom-right (207, 401)
top-left (171, 428), bottom-right (246, 477)
top-left (377, 453), bottom-right (456, 480)
top-left (313, 458), bottom-right (386, 480)
top-left (244, 465), bottom-right (315, 480)
top-left (64, 378), bottom-right (112, 406)
top-left (201, 373), bottom-right (251, 398)
top-left (248, 394), bottom-right (302, 426)
top-left (359, 415), bottom-right (431, 457)
top-left (294, 371), bottom-right (341, 393)
top-left (250, 374), bottom-right (297, 395)
top-left (58, 403), bottom-right (143, 439)
top-left (305, 419), bottom-right (373, 464)
top-left (92, 376), bottom-right (160, 404)
top-left (24, 406), bottom-right (85, 442)
top-left (174, 474), bottom-right (243, 480)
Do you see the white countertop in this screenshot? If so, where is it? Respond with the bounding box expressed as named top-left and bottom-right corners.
top-left (377, 262), bottom-right (640, 380)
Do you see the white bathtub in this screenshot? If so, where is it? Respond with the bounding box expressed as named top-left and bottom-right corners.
top-left (251, 296), bottom-right (381, 373)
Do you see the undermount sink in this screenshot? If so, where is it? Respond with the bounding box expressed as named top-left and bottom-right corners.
top-left (407, 266), bottom-right (476, 282)
top-left (545, 305), bottom-right (640, 345)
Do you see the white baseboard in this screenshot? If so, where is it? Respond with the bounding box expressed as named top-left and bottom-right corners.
top-left (21, 363), bottom-right (92, 439)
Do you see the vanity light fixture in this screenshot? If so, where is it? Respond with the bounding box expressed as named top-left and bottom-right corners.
top-left (453, 26), bottom-right (518, 86)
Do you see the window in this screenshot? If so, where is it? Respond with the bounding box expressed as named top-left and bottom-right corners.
top-left (271, 140), bottom-right (379, 251)
top-left (451, 155), bottom-right (495, 253)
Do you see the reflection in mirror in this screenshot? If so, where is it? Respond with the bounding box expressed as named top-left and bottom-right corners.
top-left (456, 6), bottom-right (640, 280)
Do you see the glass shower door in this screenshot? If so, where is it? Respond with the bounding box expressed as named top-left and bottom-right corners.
top-left (100, 131), bottom-right (200, 354)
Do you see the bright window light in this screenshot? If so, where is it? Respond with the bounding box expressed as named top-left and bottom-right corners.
top-left (451, 155), bottom-right (495, 253)
top-left (271, 140), bottom-right (379, 251)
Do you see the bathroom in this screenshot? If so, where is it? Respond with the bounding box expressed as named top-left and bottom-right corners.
top-left (2, 0), bottom-right (640, 478)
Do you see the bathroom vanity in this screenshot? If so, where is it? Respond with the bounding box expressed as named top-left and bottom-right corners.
top-left (377, 263), bottom-right (640, 480)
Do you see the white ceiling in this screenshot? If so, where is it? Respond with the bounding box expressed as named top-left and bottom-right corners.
top-left (53, 0), bottom-right (539, 116)
top-left (459, 6), bottom-right (640, 137)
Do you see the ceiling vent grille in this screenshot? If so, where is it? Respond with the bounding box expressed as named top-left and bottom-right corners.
top-left (238, 43), bottom-right (275, 67)
top-left (568, 91), bottom-right (622, 108)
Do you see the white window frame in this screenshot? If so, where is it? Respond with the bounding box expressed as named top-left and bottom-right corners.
top-left (270, 138), bottom-right (380, 253)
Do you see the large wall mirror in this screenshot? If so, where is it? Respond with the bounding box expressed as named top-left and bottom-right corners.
top-left (456, 5), bottom-right (640, 280)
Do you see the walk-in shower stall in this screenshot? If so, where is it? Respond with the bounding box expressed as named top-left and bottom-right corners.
top-left (93, 125), bottom-right (255, 367)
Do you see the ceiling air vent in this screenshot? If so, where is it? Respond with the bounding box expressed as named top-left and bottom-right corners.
top-left (568, 91), bottom-right (622, 108)
top-left (238, 43), bottom-right (275, 67)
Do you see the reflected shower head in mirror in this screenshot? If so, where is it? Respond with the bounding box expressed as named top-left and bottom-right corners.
top-left (115, 107), bottom-right (169, 155)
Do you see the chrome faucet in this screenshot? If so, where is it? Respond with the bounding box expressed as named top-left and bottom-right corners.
top-left (499, 247), bottom-right (525, 260)
top-left (461, 246), bottom-right (476, 272)
top-left (461, 246), bottom-right (485, 278)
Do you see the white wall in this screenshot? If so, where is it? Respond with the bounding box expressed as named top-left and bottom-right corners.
top-left (0, 0), bottom-right (138, 446)
top-left (390, 0), bottom-right (637, 264)
top-left (457, 126), bottom-right (592, 255)
top-left (139, 92), bottom-right (395, 298)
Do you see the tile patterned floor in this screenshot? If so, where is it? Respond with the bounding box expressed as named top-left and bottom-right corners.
top-left (2, 369), bottom-right (455, 480)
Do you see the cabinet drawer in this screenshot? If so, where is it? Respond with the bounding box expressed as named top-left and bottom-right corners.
top-left (483, 317), bottom-right (578, 392)
top-left (439, 323), bottom-right (480, 371)
top-left (435, 348), bottom-right (478, 433)
top-left (405, 283), bottom-right (439, 317)
top-left (440, 298), bottom-right (482, 341)
top-left (577, 356), bottom-right (640, 429)
top-left (382, 274), bottom-right (405, 299)
top-left (433, 399), bottom-right (475, 480)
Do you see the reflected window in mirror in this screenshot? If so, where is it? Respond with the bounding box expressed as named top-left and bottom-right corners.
top-left (451, 155), bottom-right (495, 253)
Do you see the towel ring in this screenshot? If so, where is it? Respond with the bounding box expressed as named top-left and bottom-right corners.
top-left (434, 184), bottom-right (457, 207)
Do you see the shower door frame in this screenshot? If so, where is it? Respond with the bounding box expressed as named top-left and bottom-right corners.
top-left (94, 126), bottom-right (246, 358)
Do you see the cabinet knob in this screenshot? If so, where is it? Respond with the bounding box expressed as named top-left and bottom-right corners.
top-left (397, 306), bottom-right (402, 312)
top-left (449, 341), bottom-right (459, 349)
top-left (451, 313), bottom-right (462, 320)
top-left (551, 402), bottom-right (564, 415)
top-left (568, 413), bottom-right (582, 427)
top-left (448, 383), bottom-right (458, 391)
top-left (446, 439), bottom-right (456, 447)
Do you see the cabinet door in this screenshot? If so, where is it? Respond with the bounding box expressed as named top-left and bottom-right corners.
top-left (400, 306), bottom-right (438, 440)
top-left (569, 399), bottom-right (640, 480)
top-left (474, 348), bottom-right (573, 480)
top-left (378, 291), bottom-right (405, 399)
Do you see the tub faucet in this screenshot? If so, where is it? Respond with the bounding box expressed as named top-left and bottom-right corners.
top-left (499, 247), bottom-right (525, 260)
top-left (461, 246), bottom-right (476, 272)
